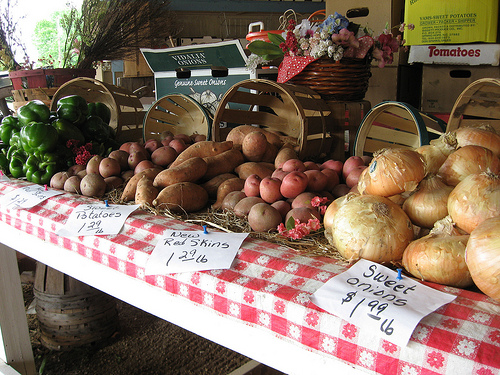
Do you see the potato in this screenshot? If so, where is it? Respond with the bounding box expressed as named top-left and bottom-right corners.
top-left (248, 203), bottom-right (282, 232)
top-left (233, 196), bottom-right (265, 218)
top-left (259, 177), bottom-right (283, 203)
top-left (168, 138), bottom-right (187, 154)
top-left (226, 125), bottom-right (283, 148)
top-left (134, 160), bottom-right (156, 175)
top-left (202, 148), bottom-right (245, 180)
top-left (234, 162), bottom-right (274, 180)
top-left (64, 175), bottom-right (82, 194)
top-left (153, 157), bottom-right (207, 188)
top-left (128, 151), bottom-right (148, 170)
top-left (304, 169), bottom-right (328, 192)
top-left (80, 173), bottom-right (107, 198)
top-left (108, 150), bottom-right (130, 171)
top-left (99, 157), bottom-right (122, 178)
top-left (170, 140), bottom-right (233, 168)
top-left (242, 131), bottom-right (268, 161)
top-left (291, 192), bottom-right (317, 210)
top-left (280, 171), bottom-right (308, 199)
top-left (244, 174), bottom-right (262, 197)
top-left (86, 155), bottom-right (104, 175)
top-left (104, 176), bottom-right (124, 192)
top-left (260, 142), bottom-right (278, 163)
top-left (153, 182), bottom-right (208, 213)
top-left (285, 207), bottom-right (321, 225)
top-left (201, 173), bottom-right (238, 199)
top-left (67, 164), bottom-right (86, 176)
top-left (144, 139), bottom-right (162, 154)
top-left (50, 171), bottom-right (70, 190)
top-left (271, 199), bottom-right (291, 220)
top-left (282, 159), bottom-right (306, 172)
top-left (221, 191), bottom-right (246, 211)
top-left (274, 146), bottom-right (298, 169)
top-left (135, 176), bottom-right (158, 208)
top-left (212, 177), bottom-right (245, 210)
top-left (151, 146), bottom-right (178, 167)
top-left (121, 168), bottom-right (163, 202)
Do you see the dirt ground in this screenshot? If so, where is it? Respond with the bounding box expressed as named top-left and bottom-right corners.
top-left (20, 275), bottom-right (283, 375)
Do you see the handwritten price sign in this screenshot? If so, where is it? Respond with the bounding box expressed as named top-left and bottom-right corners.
top-left (145, 230), bottom-right (248, 275)
top-left (310, 259), bottom-right (457, 347)
top-left (57, 203), bottom-right (139, 237)
top-left (0, 184), bottom-right (63, 209)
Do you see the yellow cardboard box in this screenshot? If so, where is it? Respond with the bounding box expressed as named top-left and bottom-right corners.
top-left (404, 0), bottom-right (499, 45)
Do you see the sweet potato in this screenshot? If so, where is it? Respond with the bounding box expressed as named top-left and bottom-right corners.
top-left (135, 176), bottom-right (158, 208)
top-left (153, 182), bottom-right (208, 213)
top-left (203, 148), bottom-right (245, 180)
top-left (212, 177), bottom-right (245, 210)
top-left (201, 173), bottom-right (238, 199)
top-left (153, 157), bottom-right (207, 188)
top-left (234, 162), bottom-right (274, 180)
top-left (120, 167), bottom-right (162, 202)
top-left (169, 140), bottom-right (233, 168)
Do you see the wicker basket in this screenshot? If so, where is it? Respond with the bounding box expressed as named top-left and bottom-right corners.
top-left (212, 78), bottom-right (339, 160)
top-left (50, 78), bottom-right (145, 143)
top-left (353, 101), bottom-right (446, 157)
top-left (288, 56), bottom-right (371, 101)
top-left (11, 87), bottom-right (59, 111)
top-left (143, 94), bottom-right (212, 141)
top-left (34, 263), bottom-right (119, 351)
top-left (447, 78), bottom-right (500, 133)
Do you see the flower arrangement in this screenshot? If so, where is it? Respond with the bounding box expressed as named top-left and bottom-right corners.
top-left (247, 12), bottom-right (413, 83)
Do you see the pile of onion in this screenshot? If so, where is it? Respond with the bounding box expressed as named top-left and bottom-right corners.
top-left (402, 216), bottom-right (472, 288)
top-left (415, 132), bottom-right (457, 175)
top-left (465, 216), bottom-right (500, 303)
top-left (438, 145), bottom-right (500, 186)
top-left (402, 174), bottom-right (454, 229)
top-left (324, 194), bottom-right (414, 263)
top-left (448, 172), bottom-right (500, 234)
top-left (357, 148), bottom-right (426, 197)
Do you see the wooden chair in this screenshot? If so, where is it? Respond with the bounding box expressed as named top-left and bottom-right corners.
top-left (353, 101), bottom-right (446, 156)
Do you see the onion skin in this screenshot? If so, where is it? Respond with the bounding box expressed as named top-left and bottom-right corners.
top-left (402, 174), bottom-right (454, 229)
top-left (357, 148), bottom-right (426, 197)
top-left (465, 216), bottom-right (500, 303)
top-left (448, 172), bottom-right (500, 234)
top-left (324, 194), bottom-right (414, 263)
top-left (402, 233), bottom-right (472, 288)
top-left (455, 126), bottom-right (500, 158)
top-left (438, 145), bottom-right (500, 186)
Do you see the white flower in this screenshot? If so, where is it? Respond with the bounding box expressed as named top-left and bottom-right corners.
top-left (456, 339), bottom-right (477, 356)
top-left (156, 275), bottom-right (165, 288)
top-left (321, 337), bottom-right (336, 353)
top-left (256, 255), bottom-right (270, 265)
top-left (400, 364), bottom-right (419, 375)
top-left (229, 302), bottom-right (240, 316)
top-left (471, 312), bottom-right (490, 323)
top-left (203, 293), bottom-right (214, 306)
top-left (179, 284), bottom-right (189, 297)
top-left (289, 324), bottom-right (301, 339)
top-left (359, 350), bottom-right (375, 367)
top-left (258, 312), bottom-right (271, 326)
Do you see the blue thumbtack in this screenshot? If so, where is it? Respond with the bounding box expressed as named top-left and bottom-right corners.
top-left (203, 225), bottom-right (208, 234)
top-left (396, 268), bottom-right (403, 280)
top-left (105, 200), bottom-right (109, 207)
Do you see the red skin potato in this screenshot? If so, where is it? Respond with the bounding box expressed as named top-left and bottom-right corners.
top-left (259, 177), bottom-right (283, 203)
top-left (346, 165), bottom-right (367, 188)
top-left (173, 133), bottom-right (192, 145)
top-left (169, 138), bottom-right (187, 154)
top-left (285, 207), bottom-right (321, 225)
top-left (342, 156), bottom-right (365, 180)
top-left (151, 146), bottom-right (178, 167)
top-left (291, 192), bottom-right (317, 210)
top-left (321, 168), bottom-right (340, 191)
top-left (281, 159), bottom-right (306, 173)
top-left (244, 174), bottom-right (262, 197)
top-left (248, 203), bottom-right (283, 232)
top-left (332, 183), bottom-right (351, 198)
top-left (134, 160), bottom-right (157, 175)
top-left (304, 161), bottom-right (320, 170)
top-left (128, 142), bottom-right (148, 156)
top-left (304, 169), bottom-right (328, 192)
top-left (320, 159), bottom-right (343, 175)
top-left (280, 171), bottom-right (308, 199)
top-left (128, 151), bottom-right (148, 170)
top-left (99, 157), bottom-right (122, 178)
top-left (108, 150), bottom-right (130, 171)
top-left (271, 200), bottom-right (291, 220)
top-left (161, 136), bottom-right (174, 146)
top-left (271, 168), bottom-right (289, 181)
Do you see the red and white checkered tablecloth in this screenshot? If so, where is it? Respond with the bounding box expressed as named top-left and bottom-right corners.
top-left (1, 179), bottom-right (499, 375)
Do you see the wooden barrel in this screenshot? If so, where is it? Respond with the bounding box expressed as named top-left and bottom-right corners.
top-left (34, 263), bottom-right (119, 351)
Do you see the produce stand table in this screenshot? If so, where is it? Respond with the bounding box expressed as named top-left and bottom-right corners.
top-left (0, 179), bottom-right (499, 375)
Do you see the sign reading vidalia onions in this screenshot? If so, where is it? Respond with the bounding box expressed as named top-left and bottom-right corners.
top-left (310, 259), bottom-right (457, 347)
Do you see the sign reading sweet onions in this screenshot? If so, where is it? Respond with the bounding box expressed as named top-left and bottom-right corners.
top-left (310, 259), bottom-right (457, 347)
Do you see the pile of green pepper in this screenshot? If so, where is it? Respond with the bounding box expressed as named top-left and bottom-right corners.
top-left (0, 95), bottom-right (119, 185)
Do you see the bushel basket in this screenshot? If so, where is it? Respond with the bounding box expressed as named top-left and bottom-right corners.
top-left (288, 56), bottom-right (371, 101)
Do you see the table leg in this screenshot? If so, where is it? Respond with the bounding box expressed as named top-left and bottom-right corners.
top-left (0, 245), bottom-right (36, 375)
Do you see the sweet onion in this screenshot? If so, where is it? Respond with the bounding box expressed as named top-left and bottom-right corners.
top-left (448, 172), bottom-right (500, 234)
top-left (402, 216), bottom-right (472, 288)
top-left (357, 148), bottom-right (426, 197)
top-left (465, 216), bottom-right (500, 303)
top-left (416, 132), bottom-right (457, 175)
top-left (454, 125), bottom-right (500, 157)
top-left (402, 174), bottom-right (454, 229)
top-left (438, 145), bottom-right (500, 186)
top-left (324, 194), bottom-right (413, 263)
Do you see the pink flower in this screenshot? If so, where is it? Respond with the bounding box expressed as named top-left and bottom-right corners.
top-left (331, 28), bottom-right (359, 49)
top-left (427, 351), bottom-right (445, 368)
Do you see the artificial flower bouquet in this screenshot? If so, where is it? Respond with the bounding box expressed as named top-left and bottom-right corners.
top-left (246, 12), bottom-right (410, 87)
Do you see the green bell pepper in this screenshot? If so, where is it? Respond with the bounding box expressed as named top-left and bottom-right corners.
top-left (0, 122), bottom-right (16, 145)
top-left (81, 115), bottom-right (110, 143)
top-left (56, 95), bottom-right (88, 126)
top-left (7, 131), bottom-right (21, 149)
top-left (88, 102), bottom-right (111, 125)
top-left (17, 100), bottom-right (51, 126)
top-left (0, 148), bottom-right (8, 174)
top-left (20, 122), bottom-right (59, 153)
top-left (25, 154), bottom-right (57, 185)
top-left (52, 118), bottom-right (86, 144)
top-left (9, 152), bottom-right (27, 178)
top-left (1, 115), bottom-right (21, 130)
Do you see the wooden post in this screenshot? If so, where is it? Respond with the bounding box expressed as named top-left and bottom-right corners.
top-left (0, 245), bottom-right (36, 375)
